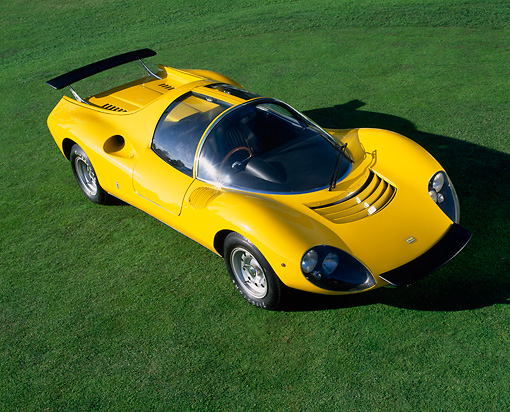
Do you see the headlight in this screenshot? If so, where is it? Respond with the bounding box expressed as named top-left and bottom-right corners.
top-left (301, 249), bottom-right (318, 274)
top-left (431, 172), bottom-right (444, 192)
top-left (300, 246), bottom-right (375, 292)
top-left (428, 171), bottom-right (460, 223)
top-left (322, 252), bottom-right (339, 275)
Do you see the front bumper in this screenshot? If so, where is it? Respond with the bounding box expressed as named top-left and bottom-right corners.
top-left (379, 223), bottom-right (472, 287)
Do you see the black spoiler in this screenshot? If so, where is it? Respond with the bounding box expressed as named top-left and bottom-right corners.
top-left (46, 48), bottom-right (158, 90)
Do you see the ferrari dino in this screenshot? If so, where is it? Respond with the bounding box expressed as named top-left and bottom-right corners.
top-left (46, 49), bottom-right (471, 309)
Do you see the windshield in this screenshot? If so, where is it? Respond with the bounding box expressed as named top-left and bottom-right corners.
top-left (197, 99), bottom-right (351, 193)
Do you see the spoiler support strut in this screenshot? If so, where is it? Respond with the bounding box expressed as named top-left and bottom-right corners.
top-left (139, 58), bottom-right (161, 80)
top-left (68, 85), bottom-right (87, 104)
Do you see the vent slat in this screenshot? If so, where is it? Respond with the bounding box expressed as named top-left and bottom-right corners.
top-left (101, 103), bottom-right (127, 112)
top-left (309, 171), bottom-right (396, 224)
top-left (158, 83), bottom-right (174, 91)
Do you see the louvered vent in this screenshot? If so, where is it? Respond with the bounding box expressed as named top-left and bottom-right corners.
top-left (188, 187), bottom-right (221, 209)
top-left (101, 103), bottom-right (127, 112)
top-left (158, 83), bottom-right (174, 91)
top-left (309, 171), bottom-right (396, 224)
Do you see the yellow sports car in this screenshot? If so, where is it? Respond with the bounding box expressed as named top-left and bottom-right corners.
top-left (46, 49), bottom-right (471, 309)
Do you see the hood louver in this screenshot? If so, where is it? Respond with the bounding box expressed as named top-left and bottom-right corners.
top-left (309, 170), bottom-right (396, 224)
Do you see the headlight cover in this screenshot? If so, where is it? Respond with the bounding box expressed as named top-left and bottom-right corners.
top-left (301, 249), bottom-right (318, 274)
top-left (428, 171), bottom-right (460, 223)
top-left (300, 246), bottom-right (375, 292)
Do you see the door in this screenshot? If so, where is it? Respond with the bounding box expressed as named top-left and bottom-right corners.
top-left (132, 149), bottom-right (193, 216)
top-left (132, 91), bottom-right (231, 215)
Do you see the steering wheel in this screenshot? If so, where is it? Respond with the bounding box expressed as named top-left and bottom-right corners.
top-left (219, 146), bottom-right (253, 181)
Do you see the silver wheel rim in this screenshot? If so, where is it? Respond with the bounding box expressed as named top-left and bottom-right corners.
top-left (74, 155), bottom-right (98, 196)
top-left (230, 247), bottom-right (268, 299)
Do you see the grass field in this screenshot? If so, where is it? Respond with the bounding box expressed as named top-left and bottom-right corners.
top-left (1, 0), bottom-right (509, 410)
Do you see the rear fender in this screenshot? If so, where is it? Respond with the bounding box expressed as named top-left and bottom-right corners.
top-left (180, 69), bottom-right (243, 88)
top-left (47, 98), bottom-right (142, 194)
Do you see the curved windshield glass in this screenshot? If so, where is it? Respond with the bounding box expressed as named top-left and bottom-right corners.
top-left (152, 92), bottom-right (232, 176)
top-left (197, 99), bottom-right (351, 193)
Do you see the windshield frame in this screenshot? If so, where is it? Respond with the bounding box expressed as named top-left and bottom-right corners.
top-left (194, 97), bottom-right (350, 194)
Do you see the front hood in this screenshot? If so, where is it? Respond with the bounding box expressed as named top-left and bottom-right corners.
top-left (270, 128), bottom-right (454, 276)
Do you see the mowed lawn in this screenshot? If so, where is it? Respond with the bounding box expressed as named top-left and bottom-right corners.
top-left (1, 0), bottom-right (509, 411)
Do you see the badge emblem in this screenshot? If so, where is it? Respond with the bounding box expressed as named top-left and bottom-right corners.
top-left (406, 236), bottom-right (416, 244)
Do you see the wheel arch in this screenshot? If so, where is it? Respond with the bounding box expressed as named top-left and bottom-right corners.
top-left (62, 138), bottom-right (77, 160)
top-left (213, 229), bottom-right (234, 257)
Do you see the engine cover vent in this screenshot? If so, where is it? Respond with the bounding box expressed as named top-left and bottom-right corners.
top-left (158, 83), bottom-right (174, 91)
top-left (101, 103), bottom-right (127, 112)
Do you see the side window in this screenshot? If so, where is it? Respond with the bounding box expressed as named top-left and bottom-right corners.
top-left (260, 103), bottom-right (301, 125)
top-left (152, 93), bottom-right (231, 176)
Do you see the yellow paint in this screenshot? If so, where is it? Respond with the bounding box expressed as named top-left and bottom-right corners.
top-left (47, 65), bottom-right (456, 295)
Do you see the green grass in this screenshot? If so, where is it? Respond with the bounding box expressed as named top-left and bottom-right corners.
top-left (1, 0), bottom-right (509, 410)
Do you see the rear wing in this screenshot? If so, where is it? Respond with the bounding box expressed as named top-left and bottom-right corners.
top-left (46, 48), bottom-right (160, 102)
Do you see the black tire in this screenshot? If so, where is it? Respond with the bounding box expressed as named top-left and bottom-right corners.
top-left (69, 144), bottom-right (108, 204)
top-left (224, 232), bottom-right (283, 309)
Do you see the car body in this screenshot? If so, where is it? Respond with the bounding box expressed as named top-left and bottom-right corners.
top-left (46, 49), bottom-right (471, 309)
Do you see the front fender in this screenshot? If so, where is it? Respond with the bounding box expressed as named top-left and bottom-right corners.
top-left (182, 184), bottom-right (348, 291)
top-left (357, 128), bottom-right (443, 188)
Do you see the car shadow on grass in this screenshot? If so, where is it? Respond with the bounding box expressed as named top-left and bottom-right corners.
top-left (279, 101), bottom-right (509, 312)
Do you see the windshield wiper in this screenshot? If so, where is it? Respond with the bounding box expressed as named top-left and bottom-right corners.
top-left (328, 143), bottom-right (348, 191)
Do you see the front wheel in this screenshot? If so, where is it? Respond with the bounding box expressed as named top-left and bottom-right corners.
top-left (70, 144), bottom-right (108, 204)
top-left (224, 233), bottom-right (283, 309)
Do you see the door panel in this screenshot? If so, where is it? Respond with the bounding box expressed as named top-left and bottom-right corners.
top-left (133, 149), bottom-right (193, 215)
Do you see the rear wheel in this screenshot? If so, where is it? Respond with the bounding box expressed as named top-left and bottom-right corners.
top-left (70, 144), bottom-right (108, 204)
top-left (224, 233), bottom-right (283, 309)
